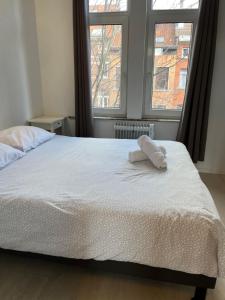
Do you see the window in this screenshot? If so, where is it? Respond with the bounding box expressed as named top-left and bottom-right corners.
top-left (145, 9), bottom-right (197, 116)
top-left (179, 35), bottom-right (191, 42)
top-left (182, 47), bottom-right (190, 58)
top-left (97, 93), bottom-right (109, 108)
top-left (152, 0), bottom-right (199, 10)
top-left (89, 0), bottom-right (199, 118)
top-left (103, 62), bottom-right (109, 79)
top-left (154, 67), bottom-right (169, 91)
top-left (155, 48), bottom-right (163, 56)
top-left (115, 65), bottom-right (121, 90)
top-left (176, 22), bottom-right (185, 29)
top-left (149, 23), bottom-right (193, 111)
top-left (155, 36), bottom-right (164, 43)
top-left (89, 1), bottom-right (128, 115)
top-left (179, 69), bottom-right (188, 89)
top-left (91, 28), bottom-right (104, 38)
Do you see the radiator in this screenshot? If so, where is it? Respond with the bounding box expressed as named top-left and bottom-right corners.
top-left (114, 121), bottom-right (155, 139)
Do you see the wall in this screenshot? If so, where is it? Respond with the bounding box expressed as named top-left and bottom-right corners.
top-left (34, 0), bottom-right (75, 136)
top-left (94, 119), bottom-right (179, 140)
top-left (197, 0), bottom-right (225, 175)
top-left (0, 0), bottom-right (43, 130)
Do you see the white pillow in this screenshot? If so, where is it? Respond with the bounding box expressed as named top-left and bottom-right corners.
top-left (0, 126), bottom-right (55, 152)
top-left (0, 143), bottom-right (25, 170)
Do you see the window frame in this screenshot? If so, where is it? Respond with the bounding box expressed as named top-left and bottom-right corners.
top-left (89, 10), bottom-right (129, 117)
top-left (144, 1), bottom-right (199, 119)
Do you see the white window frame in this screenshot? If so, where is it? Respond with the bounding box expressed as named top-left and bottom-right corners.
top-left (89, 9), bottom-right (129, 117)
top-left (144, 1), bottom-right (199, 119)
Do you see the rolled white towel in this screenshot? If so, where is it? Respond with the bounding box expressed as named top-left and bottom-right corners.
top-left (159, 146), bottom-right (167, 157)
top-left (129, 150), bottom-right (148, 163)
top-left (138, 135), bottom-right (167, 169)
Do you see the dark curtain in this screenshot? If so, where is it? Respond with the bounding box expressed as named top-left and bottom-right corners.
top-left (177, 0), bottom-right (219, 163)
top-left (73, 0), bottom-right (94, 137)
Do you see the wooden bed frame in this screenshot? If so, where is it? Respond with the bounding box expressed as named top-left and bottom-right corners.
top-left (0, 249), bottom-right (216, 300)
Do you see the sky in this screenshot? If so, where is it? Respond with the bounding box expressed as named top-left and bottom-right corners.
top-left (153, 0), bottom-right (199, 9)
top-left (89, 0), bottom-right (199, 10)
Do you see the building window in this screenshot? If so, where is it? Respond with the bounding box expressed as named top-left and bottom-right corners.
top-left (103, 62), bottom-right (109, 79)
top-left (182, 47), bottom-right (190, 58)
top-left (114, 65), bottom-right (121, 90)
top-left (176, 23), bottom-right (185, 29)
top-left (155, 36), bottom-right (164, 43)
top-left (154, 67), bottom-right (169, 91)
top-left (179, 69), bottom-right (188, 89)
top-left (97, 94), bottom-right (109, 108)
top-left (89, 1), bottom-right (128, 115)
top-left (155, 48), bottom-right (163, 56)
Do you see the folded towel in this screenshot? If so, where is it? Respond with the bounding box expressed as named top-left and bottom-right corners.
top-left (159, 146), bottom-right (166, 157)
top-left (129, 146), bottom-right (166, 163)
top-left (129, 150), bottom-right (148, 163)
top-left (138, 135), bottom-right (167, 169)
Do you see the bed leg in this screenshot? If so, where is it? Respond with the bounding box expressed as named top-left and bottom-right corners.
top-left (191, 287), bottom-right (207, 300)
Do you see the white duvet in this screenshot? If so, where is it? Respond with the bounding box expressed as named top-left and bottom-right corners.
top-left (0, 136), bottom-right (225, 278)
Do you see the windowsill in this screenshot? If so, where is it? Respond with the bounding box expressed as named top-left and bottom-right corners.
top-left (93, 116), bottom-right (180, 122)
top-left (68, 116), bottom-right (180, 122)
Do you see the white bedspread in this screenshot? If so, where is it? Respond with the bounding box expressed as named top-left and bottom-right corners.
top-left (0, 136), bottom-right (225, 278)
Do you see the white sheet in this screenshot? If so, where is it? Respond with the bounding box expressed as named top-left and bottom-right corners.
top-left (0, 136), bottom-right (225, 278)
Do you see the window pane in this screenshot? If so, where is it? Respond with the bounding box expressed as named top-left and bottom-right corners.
top-left (89, 0), bottom-right (127, 13)
top-left (151, 23), bottom-right (193, 111)
top-left (90, 25), bottom-right (122, 109)
top-left (152, 0), bottom-right (199, 10)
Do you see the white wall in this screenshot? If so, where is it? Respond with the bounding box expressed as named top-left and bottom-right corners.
top-left (34, 0), bottom-right (75, 136)
top-left (94, 119), bottom-right (179, 140)
top-left (197, 0), bottom-right (225, 175)
top-left (0, 0), bottom-right (43, 130)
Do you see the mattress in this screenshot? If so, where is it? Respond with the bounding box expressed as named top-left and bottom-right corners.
top-left (0, 136), bottom-right (224, 278)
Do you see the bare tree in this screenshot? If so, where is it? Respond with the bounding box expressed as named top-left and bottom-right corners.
top-left (90, 0), bottom-right (122, 109)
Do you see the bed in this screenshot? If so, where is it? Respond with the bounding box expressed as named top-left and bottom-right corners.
top-left (0, 135), bottom-right (225, 299)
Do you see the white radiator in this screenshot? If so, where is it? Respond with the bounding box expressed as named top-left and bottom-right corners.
top-left (114, 121), bottom-right (155, 139)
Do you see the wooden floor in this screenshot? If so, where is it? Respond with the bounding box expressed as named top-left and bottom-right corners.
top-left (0, 174), bottom-right (225, 300)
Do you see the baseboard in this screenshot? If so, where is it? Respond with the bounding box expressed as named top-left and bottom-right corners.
top-left (196, 165), bottom-right (225, 175)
